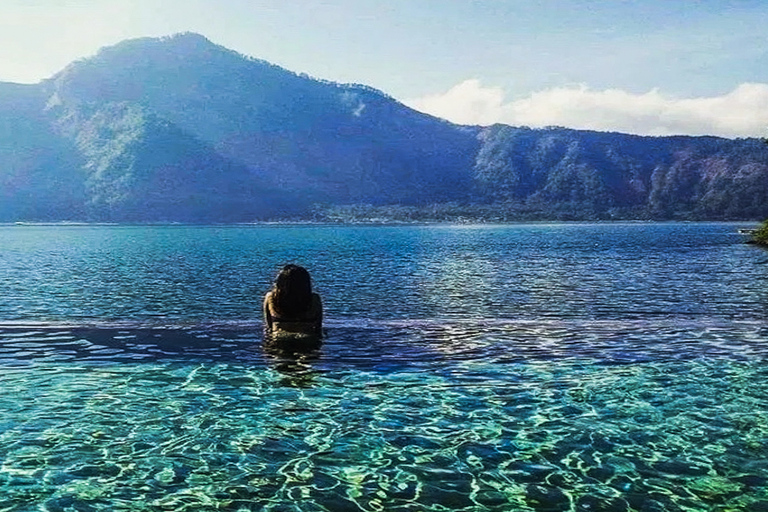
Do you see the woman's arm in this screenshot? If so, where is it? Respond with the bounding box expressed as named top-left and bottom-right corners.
top-left (263, 292), bottom-right (274, 331)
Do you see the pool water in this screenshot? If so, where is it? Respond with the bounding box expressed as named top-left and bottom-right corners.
top-left (0, 223), bottom-right (766, 511)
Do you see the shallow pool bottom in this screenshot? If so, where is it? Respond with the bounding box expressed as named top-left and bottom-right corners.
top-left (1, 329), bottom-right (767, 512)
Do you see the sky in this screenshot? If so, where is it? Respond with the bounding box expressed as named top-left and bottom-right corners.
top-left (2, 0), bottom-right (768, 137)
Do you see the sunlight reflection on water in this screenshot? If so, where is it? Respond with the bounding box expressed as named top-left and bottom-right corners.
top-left (0, 317), bottom-right (767, 510)
top-left (0, 223), bottom-right (767, 510)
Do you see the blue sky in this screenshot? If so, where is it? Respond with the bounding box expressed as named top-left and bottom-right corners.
top-left (2, 0), bottom-right (768, 137)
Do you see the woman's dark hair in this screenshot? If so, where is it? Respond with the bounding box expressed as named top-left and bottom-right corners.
top-left (272, 264), bottom-right (313, 317)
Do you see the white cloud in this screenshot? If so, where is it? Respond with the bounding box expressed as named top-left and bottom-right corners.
top-left (406, 79), bottom-right (506, 126)
top-left (404, 80), bottom-right (768, 138)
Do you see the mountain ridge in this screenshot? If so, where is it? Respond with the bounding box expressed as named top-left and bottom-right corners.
top-left (1, 33), bottom-right (766, 222)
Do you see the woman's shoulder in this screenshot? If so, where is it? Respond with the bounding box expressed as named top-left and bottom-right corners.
top-left (263, 290), bottom-right (277, 311)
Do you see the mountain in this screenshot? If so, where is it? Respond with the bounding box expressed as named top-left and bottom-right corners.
top-left (41, 33), bottom-right (477, 218)
top-left (0, 82), bottom-right (84, 220)
top-left (471, 126), bottom-right (768, 220)
top-left (1, 32), bottom-right (767, 222)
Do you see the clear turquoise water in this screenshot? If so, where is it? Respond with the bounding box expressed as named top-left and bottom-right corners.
top-left (0, 223), bottom-right (767, 511)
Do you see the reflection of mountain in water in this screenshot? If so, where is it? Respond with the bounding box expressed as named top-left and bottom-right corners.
top-left (1, 33), bottom-right (768, 221)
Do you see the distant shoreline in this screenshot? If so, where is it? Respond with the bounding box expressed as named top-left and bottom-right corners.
top-left (2, 219), bottom-right (763, 228)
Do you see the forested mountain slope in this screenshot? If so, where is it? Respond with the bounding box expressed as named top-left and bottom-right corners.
top-left (0, 33), bottom-right (766, 222)
top-left (472, 126), bottom-right (768, 220)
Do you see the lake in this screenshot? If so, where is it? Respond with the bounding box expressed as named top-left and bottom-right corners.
top-left (0, 222), bottom-right (766, 511)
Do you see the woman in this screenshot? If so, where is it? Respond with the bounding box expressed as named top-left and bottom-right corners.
top-left (263, 264), bottom-right (323, 341)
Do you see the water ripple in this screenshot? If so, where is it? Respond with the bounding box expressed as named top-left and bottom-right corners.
top-left (0, 318), bottom-right (766, 370)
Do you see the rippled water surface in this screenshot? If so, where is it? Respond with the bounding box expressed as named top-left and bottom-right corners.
top-left (0, 223), bottom-right (767, 511)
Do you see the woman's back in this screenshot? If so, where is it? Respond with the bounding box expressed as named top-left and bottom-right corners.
top-left (263, 265), bottom-right (323, 344)
top-left (264, 290), bottom-right (322, 336)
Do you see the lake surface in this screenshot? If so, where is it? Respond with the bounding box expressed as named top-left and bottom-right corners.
top-left (0, 222), bottom-right (766, 511)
